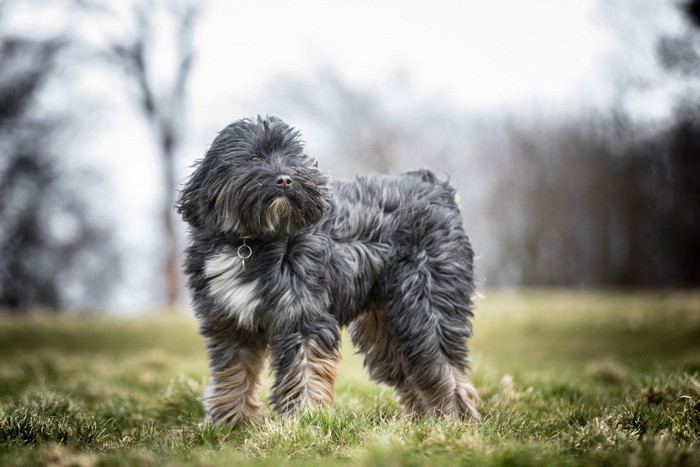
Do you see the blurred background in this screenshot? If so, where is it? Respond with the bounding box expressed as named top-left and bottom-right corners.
top-left (0, 0), bottom-right (698, 314)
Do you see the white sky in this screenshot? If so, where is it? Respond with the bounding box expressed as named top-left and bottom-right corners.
top-left (193, 0), bottom-right (606, 130)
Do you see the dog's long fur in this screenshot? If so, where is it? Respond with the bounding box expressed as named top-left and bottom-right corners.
top-left (177, 116), bottom-right (479, 426)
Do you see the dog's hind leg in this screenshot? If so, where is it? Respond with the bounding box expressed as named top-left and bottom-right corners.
top-left (269, 315), bottom-right (341, 414)
top-left (383, 254), bottom-right (480, 420)
top-left (349, 307), bottom-right (428, 416)
top-left (203, 329), bottom-right (267, 427)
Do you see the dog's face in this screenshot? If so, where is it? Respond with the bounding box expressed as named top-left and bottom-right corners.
top-left (178, 116), bottom-right (330, 238)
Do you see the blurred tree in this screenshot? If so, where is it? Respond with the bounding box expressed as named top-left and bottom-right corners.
top-left (658, 0), bottom-right (700, 77)
top-left (487, 115), bottom-right (638, 285)
top-left (486, 109), bottom-right (700, 287)
top-left (659, 105), bottom-right (700, 285)
top-left (0, 31), bottom-right (119, 310)
top-left (88, 0), bottom-right (199, 306)
top-left (655, 0), bottom-right (700, 284)
top-left (687, 0), bottom-right (700, 26)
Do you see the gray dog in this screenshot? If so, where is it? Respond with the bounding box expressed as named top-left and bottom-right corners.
top-left (177, 116), bottom-right (479, 427)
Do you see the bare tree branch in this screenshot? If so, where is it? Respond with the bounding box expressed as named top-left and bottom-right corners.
top-left (95, 0), bottom-right (201, 306)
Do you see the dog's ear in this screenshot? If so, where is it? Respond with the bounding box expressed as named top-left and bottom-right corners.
top-left (176, 159), bottom-right (208, 228)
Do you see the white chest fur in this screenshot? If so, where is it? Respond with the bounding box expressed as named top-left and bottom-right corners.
top-left (205, 246), bottom-right (260, 329)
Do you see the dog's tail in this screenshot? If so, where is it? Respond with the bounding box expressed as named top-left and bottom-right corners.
top-left (404, 169), bottom-right (441, 185)
top-left (404, 169), bottom-right (460, 208)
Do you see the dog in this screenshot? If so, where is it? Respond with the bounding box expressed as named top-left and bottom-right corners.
top-left (177, 115), bottom-right (479, 427)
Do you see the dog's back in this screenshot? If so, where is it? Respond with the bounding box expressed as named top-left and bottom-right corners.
top-left (323, 169), bottom-right (463, 241)
top-left (318, 170), bottom-right (474, 325)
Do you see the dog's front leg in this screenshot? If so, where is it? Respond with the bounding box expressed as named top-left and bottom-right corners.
top-left (269, 317), bottom-right (341, 414)
top-left (203, 332), bottom-right (266, 427)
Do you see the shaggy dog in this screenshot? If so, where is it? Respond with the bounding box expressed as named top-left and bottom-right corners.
top-left (177, 116), bottom-right (479, 427)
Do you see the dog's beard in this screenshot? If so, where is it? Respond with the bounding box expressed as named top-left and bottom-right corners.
top-left (213, 181), bottom-right (301, 237)
top-left (263, 196), bottom-right (295, 236)
top-left (220, 171), bottom-right (330, 239)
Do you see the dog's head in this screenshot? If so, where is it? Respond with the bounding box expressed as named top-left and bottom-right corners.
top-left (177, 116), bottom-right (330, 239)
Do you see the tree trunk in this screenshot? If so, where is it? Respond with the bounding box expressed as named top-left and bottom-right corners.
top-left (161, 129), bottom-right (182, 308)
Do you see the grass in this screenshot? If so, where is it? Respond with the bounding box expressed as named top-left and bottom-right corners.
top-left (1, 289), bottom-right (699, 466)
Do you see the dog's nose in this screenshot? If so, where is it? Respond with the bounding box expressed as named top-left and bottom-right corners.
top-left (275, 174), bottom-right (293, 189)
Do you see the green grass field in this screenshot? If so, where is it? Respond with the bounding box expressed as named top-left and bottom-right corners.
top-left (1, 290), bottom-right (699, 466)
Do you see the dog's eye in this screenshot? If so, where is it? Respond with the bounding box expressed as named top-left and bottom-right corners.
top-left (250, 156), bottom-right (261, 163)
top-left (313, 160), bottom-right (318, 168)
